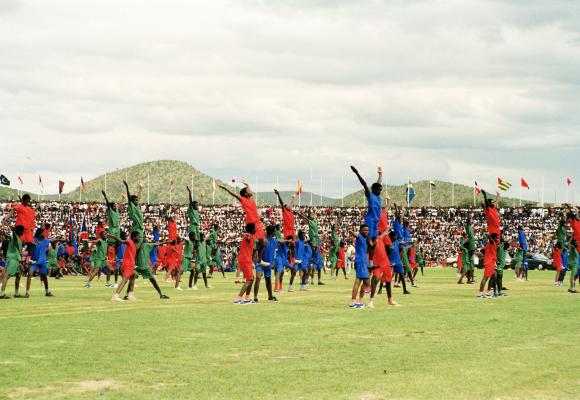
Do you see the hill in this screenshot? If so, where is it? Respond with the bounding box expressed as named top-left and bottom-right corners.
top-left (255, 190), bottom-right (337, 207)
top-left (62, 160), bottom-right (234, 205)
top-left (339, 180), bottom-right (537, 208)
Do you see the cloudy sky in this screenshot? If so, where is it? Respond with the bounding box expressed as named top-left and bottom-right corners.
top-left (1, 0), bottom-right (579, 201)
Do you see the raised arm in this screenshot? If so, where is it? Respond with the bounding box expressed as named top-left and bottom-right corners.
top-left (350, 165), bottom-right (370, 197)
top-left (481, 189), bottom-right (489, 208)
top-left (288, 193), bottom-right (297, 208)
top-left (495, 190), bottom-right (500, 206)
top-left (186, 186), bottom-right (193, 205)
top-left (376, 166), bottom-right (383, 184)
top-left (137, 182), bottom-right (144, 199)
top-left (101, 190), bottom-right (111, 207)
top-left (123, 181), bottom-right (131, 206)
top-left (219, 185), bottom-right (241, 201)
top-left (295, 210), bottom-right (309, 222)
top-left (241, 180), bottom-right (253, 196)
top-left (274, 189), bottom-right (286, 208)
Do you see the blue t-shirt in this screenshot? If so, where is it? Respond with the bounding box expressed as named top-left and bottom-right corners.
top-left (32, 238), bottom-right (51, 265)
top-left (276, 241), bottom-right (287, 264)
top-left (262, 237), bottom-right (278, 264)
top-left (518, 229), bottom-right (528, 252)
top-left (389, 240), bottom-right (402, 266)
top-left (365, 192), bottom-right (382, 221)
top-left (304, 244), bottom-right (312, 266)
top-left (354, 234), bottom-right (368, 266)
top-left (403, 226), bottom-right (412, 247)
top-left (392, 219), bottom-right (404, 241)
top-left (315, 248), bottom-right (323, 267)
top-left (116, 244), bottom-right (126, 267)
top-left (294, 240), bottom-right (305, 263)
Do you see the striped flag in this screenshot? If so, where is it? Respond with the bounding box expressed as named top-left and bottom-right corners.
top-left (497, 177), bottom-right (512, 191)
top-left (296, 179), bottom-right (303, 195)
top-left (520, 178), bottom-right (529, 189)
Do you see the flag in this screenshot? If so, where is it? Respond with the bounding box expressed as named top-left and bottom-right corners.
top-left (0, 174), bottom-right (10, 186)
top-left (68, 214), bottom-right (78, 256)
top-left (567, 177), bottom-right (572, 186)
top-left (80, 177), bottom-right (86, 190)
top-left (168, 179), bottom-right (174, 193)
top-left (429, 180), bottom-right (436, 188)
top-left (80, 214), bottom-right (88, 240)
top-left (474, 181), bottom-right (481, 194)
top-left (296, 179), bottom-right (303, 195)
top-left (520, 178), bottom-right (529, 189)
top-left (231, 176), bottom-right (237, 185)
top-left (18, 176), bottom-right (23, 186)
top-left (406, 181), bottom-right (415, 204)
top-left (38, 176), bottom-right (44, 193)
top-left (497, 177), bottom-right (512, 191)
top-left (58, 180), bottom-right (65, 194)
top-left (212, 177), bottom-right (216, 194)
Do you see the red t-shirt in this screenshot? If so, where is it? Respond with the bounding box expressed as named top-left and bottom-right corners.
top-left (372, 235), bottom-right (390, 268)
top-left (96, 226), bottom-right (105, 239)
top-left (484, 207), bottom-right (500, 235)
top-left (378, 209), bottom-right (389, 234)
top-left (240, 196), bottom-right (259, 224)
top-left (552, 248), bottom-right (563, 268)
top-left (44, 228), bottom-right (51, 239)
top-left (168, 221), bottom-right (177, 241)
top-left (122, 239), bottom-right (137, 268)
top-left (282, 208), bottom-right (295, 238)
top-left (484, 242), bottom-right (498, 270)
top-left (237, 233), bottom-right (254, 267)
top-left (572, 220), bottom-right (580, 250)
top-left (12, 203), bottom-right (35, 242)
top-left (337, 248), bottom-right (346, 267)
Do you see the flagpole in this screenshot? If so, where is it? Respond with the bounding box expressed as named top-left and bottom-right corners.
top-left (451, 182), bottom-right (455, 207)
top-left (320, 175), bottom-right (322, 206)
top-left (276, 176), bottom-right (279, 206)
top-left (519, 184), bottom-right (521, 207)
top-left (541, 176), bottom-right (544, 207)
top-left (429, 182), bottom-right (432, 207)
top-left (212, 177), bottom-right (216, 205)
top-left (147, 174), bottom-right (150, 204)
top-left (341, 175), bottom-right (344, 207)
top-left (79, 186), bottom-right (82, 203)
top-left (407, 177), bottom-right (410, 208)
top-left (104, 173), bottom-right (107, 193)
top-left (310, 168), bottom-right (313, 207)
top-left (170, 178), bottom-right (173, 204)
top-left (473, 181), bottom-right (476, 207)
top-left (566, 179), bottom-right (569, 204)
top-left (255, 176), bottom-right (258, 206)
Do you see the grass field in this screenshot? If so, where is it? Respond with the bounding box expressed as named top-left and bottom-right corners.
top-left (0, 268), bottom-right (578, 400)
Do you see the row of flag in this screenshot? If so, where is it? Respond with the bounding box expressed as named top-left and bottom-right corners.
top-left (0, 175), bottom-right (87, 195)
top-left (495, 177), bottom-right (572, 192)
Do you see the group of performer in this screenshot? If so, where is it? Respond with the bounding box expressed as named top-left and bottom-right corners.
top-left (1, 166), bottom-right (579, 305)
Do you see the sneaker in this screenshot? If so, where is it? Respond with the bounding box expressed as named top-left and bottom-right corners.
top-left (477, 294), bottom-right (486, 299)
top-left (241, 300), bottom-right (252, 305)
top-left (252, 298), bottom-right (259, 304)
top-left (403, 291), bottom-right (411, 294)
top-left (192, 285), bottom-right (198, 290)
top-left (268, 297), bottom-right (279, 302)
top-left (388, 301), bottom-right (401, 307)
top-left (412, 284), bottom-right (419, 288)
top-left (13, 294), bottom-right (23, 298)
top-left (348, 303), bottom-right (356, 308)
top-left (160, 294), bottom-right (170, 299)
top-left (84, 283), bottom-right (91, 289)
top-left (367, 302), bottom-right (375, 309)
top-left (45, 292), bottom-right (54, 297)
top-left (300, 286), bottom-right (308, 291)
top-left (23, 293), bottom-right (30, 298)
top-left (288, 286), bottom-right (294, 292)
top-left (233, 299), bottom-right (243, 304)
top-left (0, 295), bottom-right (11, 299)
top-left (111, 294), bottom-right (124, 302)
top-left (318, 282), bottom-right (325, 285)
top-left (568, 288), bottom-right (577, 293)
top-left (354, 303), bottom-right (365, 309)
top-left (126, 293), bottom-right (137, 301)
top-left (176, 287), bottom-right (184, 291)
top-left (205, 285), bottom-right (213, 289)
top-left (114, 283), bottom-right (119, 289)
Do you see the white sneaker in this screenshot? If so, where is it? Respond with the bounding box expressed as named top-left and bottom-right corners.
top-left (367, 302), bottom-right (375, 309)
top-left (127, 293), bottom-right (137, 301)
top-left (388, 301), bottom-right (401, 307)
top-left (111, 294), bottom-right (124, 302)
top-left (192, 285), bottom-right (198, 290)
top-left (176, 287), bottom-right (184, 291)
top-left (205, 285), bottom-right (213, 289)
top-left (114, 283), bottom-right (119, 288)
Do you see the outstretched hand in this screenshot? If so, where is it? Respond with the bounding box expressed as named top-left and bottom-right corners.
top-left (377, 166), bottom-right (383, 174)
top-left (350, 165), bottom-right (358, 174)
top-left (123, 180), bottom-right (129, 188)
top-left (274, 189), bottom-right (279, 195)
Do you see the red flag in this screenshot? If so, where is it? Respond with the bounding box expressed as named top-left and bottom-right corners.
top-left (474, 181), bottom-right (481, 194)
top-left (567, 177), bottom-right (572, 186)
top-left (296, 179), bottom-right (303, 195)
top-left (80, 177), bottom-right (86, 190)
top-left (520, 178), bottom-right (529, 189)
top-left (58, 180), bottom-right (65, 194)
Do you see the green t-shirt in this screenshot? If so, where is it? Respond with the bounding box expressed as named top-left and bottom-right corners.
top-left (182, 239), bottom-right (194, 260)
top-left (128, 202), bottom-right (144, 233)
top-left (107, 206), bottom-right (120, 231)
top-left (187, 204), bottom-right (200, 231)
top-left (466, 225), bottom-right (476, 251)
top-left (6, 232), bottom-right (22, 260)
top-left (496, 245), bottom-right (507, 270)
top-left (461, 242), bottom-right (471, 267)
top-left (275, 230), bottom-right (283, 240)
top-left (136, 243), bottom-right (154, 268)
top-left (514, 248), bottom-right (524, 264)
top-left (556, 226), bottom-right (567, 246)
top-left (329, 245), bottom-right (339, 262)
top-left (209, 229), bottom-right (218, 247)
top-left (331, 231), bottom-right (339, 246)
top-left (568, 247), bottom-right (579, 270)
top-left (95, 238), bottom-right (108, 261)
top-left (47, 246), bottom-right (58, 264)
top-left (197, 242), bottom-right (208, 264)
top-left (308, 219), bottom-right (319, 239)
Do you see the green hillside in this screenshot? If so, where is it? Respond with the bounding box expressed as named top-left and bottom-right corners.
top-left (63, 160), bottom-right (234, 205)
top-left (339, 180), bottom-right (537, 208)
top-left (255, 190), bottom-right (337, 207)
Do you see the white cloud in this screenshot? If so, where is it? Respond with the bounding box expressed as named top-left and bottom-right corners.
top-left (0, 0), bottom-right (579, 201)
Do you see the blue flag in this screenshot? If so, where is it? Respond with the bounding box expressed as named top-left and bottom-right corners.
top-left (406, 181), bottom-right (415, 205)
top-left (68, 215), bottom-right (78, 256)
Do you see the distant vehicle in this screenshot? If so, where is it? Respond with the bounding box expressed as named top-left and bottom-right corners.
top-left (508, 253), bottom-right (553, 270)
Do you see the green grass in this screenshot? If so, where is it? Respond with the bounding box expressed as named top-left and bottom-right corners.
top-left (0, 269), bottom-right (578, 400)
